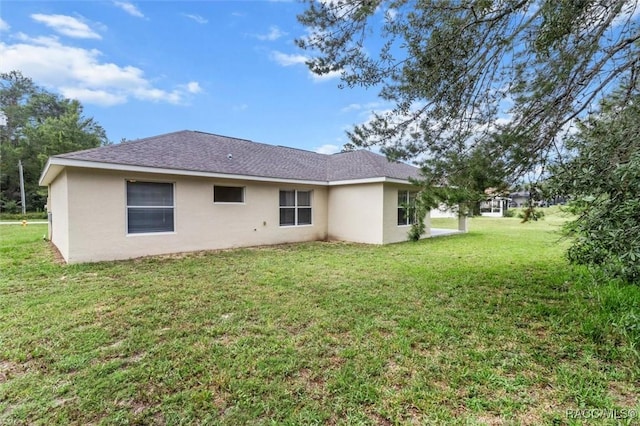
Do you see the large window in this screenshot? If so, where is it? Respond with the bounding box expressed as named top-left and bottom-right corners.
top-left (127, 181), bottom-right (175, 234)
top-left (397, 190), bottom-right (418, 226)
top-left (214, 185), bottom-right (244, 203)
top-left (279, 190), bottom-right (312, 226)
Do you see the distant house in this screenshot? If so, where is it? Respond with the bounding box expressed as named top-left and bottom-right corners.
top-left (479, 188), bottom-right (510, 217)
top-left (479, 197), bottom-right (510, 217)
top-left (39, 130), bottom-right (466, 263)
top-left (509, 191), bottom-right (530, 208)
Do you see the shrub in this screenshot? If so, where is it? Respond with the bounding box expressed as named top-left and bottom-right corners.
top-left (0, 211), bottom-right (48, 220)
top-left (550, 92), bottom-right (640, 284)
top-left (517, 207), bottom-right (545, 221)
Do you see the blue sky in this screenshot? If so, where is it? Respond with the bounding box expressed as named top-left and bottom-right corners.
top-left (0, 1), bottom-right (386, 154)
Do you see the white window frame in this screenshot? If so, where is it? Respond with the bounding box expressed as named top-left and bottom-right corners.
top-left (213, 185), bottom-right (245, 204)
top-left (397, 190), bottom-right (418, 226)
top-left (126, 180), bottom-right (176, 236)
top-left (279, 189), bottom-right (313, 227)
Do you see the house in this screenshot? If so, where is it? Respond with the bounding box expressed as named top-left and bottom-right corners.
top-left (478, 188), bottom-right (511, 217)
top-left (479, 197), bottom-right (510, 217)
top-left (39, 130), bottom-right (466, 264)
top-left (509, 191), bottom-right (530, 208)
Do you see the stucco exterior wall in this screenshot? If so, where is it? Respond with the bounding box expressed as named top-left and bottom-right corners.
top-left (382, 183), bottom-right (430, 244)
top-left (49, 170), bottom-right (70, 261)
top-left (327, 183), bottom-right (384, 244)
top-left (61, 168), bottom-right (328, 263)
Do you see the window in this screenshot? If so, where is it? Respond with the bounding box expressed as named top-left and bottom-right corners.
top-left (279, 190), bottom-right (312, 226)
top-left (127, 181), bottom-right (174, 234)
top-left (214, 185), bottom-right (244, 203)
top-left (397, 190), bottom-right (418, 226)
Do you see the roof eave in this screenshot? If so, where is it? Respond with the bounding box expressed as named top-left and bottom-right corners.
top-left (328, 177), bottom-right (418, 186)
top-left (39, 157), bottom-right (330, 186)
top-left (39, 158), bottom-right (64, 186)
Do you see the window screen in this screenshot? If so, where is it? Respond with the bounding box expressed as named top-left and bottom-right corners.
top-left (127, 181), bottom-right (174, 234)
top-left (279, 190), bottom-right (312, 226)
top-left (214, 186), bottom-right (244, 203)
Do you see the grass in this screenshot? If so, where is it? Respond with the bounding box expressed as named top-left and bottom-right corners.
top-left (429, 217), bottom-right (458, 229)
top-left (1, 214), bottom-right (639, 425)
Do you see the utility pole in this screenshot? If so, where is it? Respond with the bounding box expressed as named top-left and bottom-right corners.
top-left (18, 159), bottom-right (26, 215)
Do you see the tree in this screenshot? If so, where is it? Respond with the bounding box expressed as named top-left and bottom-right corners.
top-left (421, 136), bottom-right (511, 215)
top-left (550, 89), bottom-right (640, 284)
top-left (296, 0), bottom-right (639, 184)
top-left (0, 71), bottom-right (108, 212)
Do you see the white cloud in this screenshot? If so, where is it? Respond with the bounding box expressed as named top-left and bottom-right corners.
top-left (270, 50), bottom-right (342, 82)
top-left (341, 102), bottom-right (382, 113)
top-left (0, 18), bottom-right (10, 32)
top-left (113, 1), bottom-right (145, 19)
top-left (315, 144), bottom-right (341, 154)
top-left (270, 51), bottom-right (308, 66)
top-left (233, 103), bottom-right (248, 111)
top-left (0, 34), bottom-right (200, 106)
top-left (185, 81), bottom-right (202, 94)
top-left (60, 87), bottom-right (126, 106)
top-left (310, 70), bottom-right (342, 82)
top-left (341, 103), bottom-right (362, 112)
top-left (182, 13), bottom-right (208, 24)
top-left (134, 87), bottom-right (181, 103)
top-left (31, 14), bottom-right (101, 39)
top-left (256, 26), bottom-right (287, 41)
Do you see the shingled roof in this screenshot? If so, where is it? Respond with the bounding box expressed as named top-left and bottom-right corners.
top-left (41, 130), bottom-right (422, 185)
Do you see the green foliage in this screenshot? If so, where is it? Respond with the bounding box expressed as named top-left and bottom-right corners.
top-left (517, 207), bottom-right (545, 222)
top-left (503, 208), bottom-right (516, 218)
top-left (0, 211), bottom-right (48, 220)
top-left (297, 0), bottom-right (638, 182)
top-left (574, 270), bottom-right (640, 362)
top-left (419, 141), bottom-right (511, 216)
top-left (407, 190), bottom-right (431, 241)
top-left (0, 71), bottom-right (109, 211)
top-left (550, 91), bottom-right (640, 284)
top-left (0, 197), bottom-right (19, 214)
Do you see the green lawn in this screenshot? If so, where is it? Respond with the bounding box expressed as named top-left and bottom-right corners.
top-left (1, 215), bottom-right (638, 425)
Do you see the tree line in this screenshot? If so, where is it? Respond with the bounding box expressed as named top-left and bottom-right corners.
top-left (0, 71), bottom-right (109, 213)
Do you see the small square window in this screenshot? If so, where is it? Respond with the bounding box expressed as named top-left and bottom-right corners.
top-left (214, 186), bottom-right (244, 203)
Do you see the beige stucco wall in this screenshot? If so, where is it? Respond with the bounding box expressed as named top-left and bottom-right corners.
top-left (327, 183), bottom-right (384, 244)
top-left (59, 168), bottom-right (329, 263)
top-left (47, 166), bottom-right (438, 263)
top-left (49, 170), bottom-right (70, 261)
top-left (382, 183), bottom-right (430, 244)
top-left (326, 182), bottom-right (429, 245)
